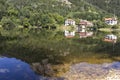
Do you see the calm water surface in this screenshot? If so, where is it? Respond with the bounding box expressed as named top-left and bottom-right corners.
top-left (0, 57), bottom-right (40, 80)
top-left (1, 57), bottom-right (120, 80)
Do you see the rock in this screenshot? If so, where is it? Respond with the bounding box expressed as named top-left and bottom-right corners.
top-left (32, 62), bottom-right (120, 80)
top-left (105, 69), bottom-right (120, 80)
top-left (63, 62), bottom-right (120, 80)
top-left (44, 63), bottom-right (54, 76)
top-left (31, 63), bottom-right (44, 75)
top-left (42, 59), bottom-right (48, 65)
top-left (32, 62), bottom-right (54, 77)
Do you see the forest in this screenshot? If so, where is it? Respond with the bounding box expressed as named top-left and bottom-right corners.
top-left (0, 0), bottom-right (115, 30)
top-left (86, 0), bottom-right (120, 17)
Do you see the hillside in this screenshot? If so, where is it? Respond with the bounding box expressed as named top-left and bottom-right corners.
top-left (86, 0), bottom-right (120, 18)
top-left (0, 0), bottom-right (113, 29)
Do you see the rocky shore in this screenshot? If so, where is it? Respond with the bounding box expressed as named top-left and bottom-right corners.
top-left (32, 62), bottom-right (120, 80)
top-left (63, 62), bottom-right (120, 80)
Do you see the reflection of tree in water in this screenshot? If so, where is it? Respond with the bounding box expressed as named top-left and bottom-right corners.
top-left (94, 30), bottom-right (120, 61)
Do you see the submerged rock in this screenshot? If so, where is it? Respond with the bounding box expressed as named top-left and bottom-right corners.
top-left (32, 62), bottom-right (54, 77)
top-left (63, 62), bottom-right (120, 80)
top-left (32, 62), bottom-right (120, 80)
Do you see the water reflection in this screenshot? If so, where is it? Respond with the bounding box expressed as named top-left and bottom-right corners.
top-left (0, 57), bottom-right (39, 80)
top-left (1, 57), bottom-right (120, 80)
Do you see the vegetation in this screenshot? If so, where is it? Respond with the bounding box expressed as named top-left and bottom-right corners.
top-left (0, 0), bottom-right (120, 77)
top-left (86, 0), bottom-right (120, 18)
top-left (0, 0), bottom-right (115, 29)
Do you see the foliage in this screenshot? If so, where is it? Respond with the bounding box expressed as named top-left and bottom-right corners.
top-left (1, 17), bottom-right (16, 30)
top-left (86, 0), bottom-right (120, 17)
top-left (0, 0), bottom-right (115, 29)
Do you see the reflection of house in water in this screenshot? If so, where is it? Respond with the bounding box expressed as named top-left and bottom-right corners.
top-left (78, 20), bottom-right (94, 38)
top-left (64, 30), bottom-right (75, 38)
top-left (65, 19), bottom-right (76, 26)
top-left (104, 34), bottom-right (117, 43)
top-left (64, 19), bottom-right (76, 38)
top-left (104, 17), bottom-right (117, 25)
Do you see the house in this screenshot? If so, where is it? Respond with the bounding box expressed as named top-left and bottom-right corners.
top-left (78, 20), bottom-right (93, 32)
top-left (65, 19), bottom-right (75, 26)
top-left (105, 17), bottom-right (117, 25)
top-left (64, 30), bottom-right (75, 38)
top-left (77, 20), bottom-right (93, 38)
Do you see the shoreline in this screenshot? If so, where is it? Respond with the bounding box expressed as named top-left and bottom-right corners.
top-left (63, 61), bottom-right (120, 80)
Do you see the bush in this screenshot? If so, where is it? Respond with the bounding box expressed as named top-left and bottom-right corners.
top-left (1, 17), bottom-right (16, 30)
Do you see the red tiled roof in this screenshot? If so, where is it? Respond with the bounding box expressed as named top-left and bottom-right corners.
top-left (103, 39), bottom-right (116, 43)
top-left (79, 21), bottom-right (87, 25)
top-left (105, 18), bottom-right (117, 21)
top-left (79, 20), bottom-right (93, 26)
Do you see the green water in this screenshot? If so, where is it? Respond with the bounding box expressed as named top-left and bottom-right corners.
top-left (0, 29), bottom-right (120, 76)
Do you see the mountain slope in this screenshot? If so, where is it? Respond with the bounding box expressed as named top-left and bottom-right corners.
top-left (86, 0), bottom-right (120, 17)
top-left (0, 0), bottom-right (115, 28)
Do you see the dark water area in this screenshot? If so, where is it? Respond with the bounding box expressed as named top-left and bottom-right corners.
top-left (0, 57), bottom-right (40, 80)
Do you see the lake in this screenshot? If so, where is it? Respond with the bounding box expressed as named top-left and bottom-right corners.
top-left (0, 57), bottom-right (65, 80)
top-left (0, 29), bottom-right (119, 80)
top-left (1, 57), bottom-right (120, 80)
top-left (0, 57), bottom-right (41, 80)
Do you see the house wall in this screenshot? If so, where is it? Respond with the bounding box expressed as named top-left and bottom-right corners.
top-left (78, 25), bottom-right (86, 32)
top-left (65, 20), bottom-right (75, 26)
top-left (105, 19), bottom-right (117, 25)
top-left (64, 30), bottom-right (75, 37)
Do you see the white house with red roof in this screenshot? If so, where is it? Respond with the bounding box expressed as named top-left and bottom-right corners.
top-left (105, 17), bottom-right (117, 25)
top-left (65, 19), bottom-right (75, 26)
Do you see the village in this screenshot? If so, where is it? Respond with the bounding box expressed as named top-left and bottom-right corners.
top-left (64, 17), bottom-right (118, 43)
